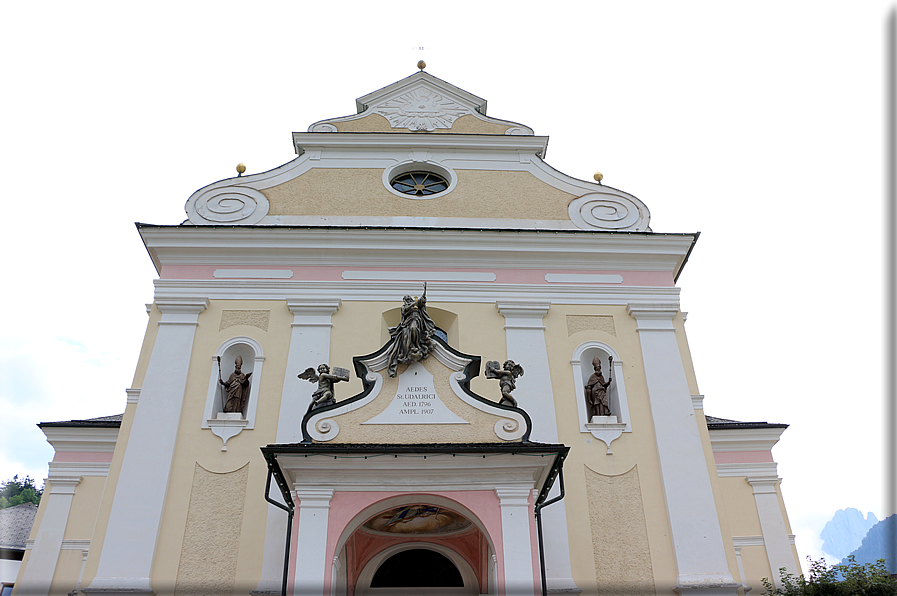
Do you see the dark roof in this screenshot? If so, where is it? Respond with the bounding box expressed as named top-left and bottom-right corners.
top-left (262, 441), bottom-right (567, 455)
top-left (705, 415), bottom-right (788, 430)
top-left (38, 414), bottom-right (123, 428)
top-left (0, 503), bottom-right (38, 550)
top-left (261, 442), bottom-right (569, 511)
top-left (138, 222), bottom-right (699, 238)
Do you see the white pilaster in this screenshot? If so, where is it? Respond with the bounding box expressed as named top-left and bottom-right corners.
top-left (84, 297), bottom-right (208, 595)
top-left (16, 473), bottom-right (81, 595)
top-left (495, 486), bottom-right (537, 596)
top-left (496, 302), bottom-right (579, 594)
top-left (254, 299), bottom-right (340, 595)
top-left (627, 303), bottom-right (739, 595)
top-left (747, 475), bottom-right (796, 590)
top-left (292, 488), bottom-right (334, 596)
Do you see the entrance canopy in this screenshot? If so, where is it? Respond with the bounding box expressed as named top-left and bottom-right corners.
top-left (261, 442), bottom-right (568, 596)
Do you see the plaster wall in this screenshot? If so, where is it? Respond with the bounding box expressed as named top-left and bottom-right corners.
top-left (694, 409), bottom-right (743, 585)
top-left (539, 303), bottom-right (677, 591)
top-left (77, 403), bottom-right (137, 590)
top-left (172, 463), bottom-right (250, 594)
top-left (130, 304), bottom-right (162, 388)
top-left (61, 476), bottom-right (105, 540)
top-left (334, 113), bottom-right (514, 135)
top-left (48, 549), bottom-right (85, 596)
top-left (65, 291), bottom-right (762, 592)
top-left (150, 299), bottom-right (294, 589)
top-left (263, 169), bottom-right (575, 220)
top-left (718, 479), bottom-right (765, 538)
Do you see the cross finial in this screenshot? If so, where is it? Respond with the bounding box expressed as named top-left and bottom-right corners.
top-left (412, 45), bottom-right (429, 70)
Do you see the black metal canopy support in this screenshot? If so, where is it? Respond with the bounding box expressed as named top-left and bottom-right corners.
top-left (262, 458), bottom-right (295, 596)
top-left (534, 456), bottom-right (566, 596)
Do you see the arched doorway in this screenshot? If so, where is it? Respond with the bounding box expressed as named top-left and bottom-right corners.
top-left (334, 501), bottom-right (491, 596)
top-left (356, 544), bottom-right (477, 595)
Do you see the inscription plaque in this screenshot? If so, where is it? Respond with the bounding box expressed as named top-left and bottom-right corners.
top-left (362, 361), bottom-right (468, 425)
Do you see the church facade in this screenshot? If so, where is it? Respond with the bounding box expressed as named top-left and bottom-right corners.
top-left (15, 70), bottom-right (799, 596)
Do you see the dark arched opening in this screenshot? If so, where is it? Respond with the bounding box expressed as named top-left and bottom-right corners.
top-left (370, 548), bottom-right (464, 587)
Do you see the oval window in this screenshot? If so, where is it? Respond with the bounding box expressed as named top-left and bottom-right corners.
top-left (390, 171), bottom-right (449, 197)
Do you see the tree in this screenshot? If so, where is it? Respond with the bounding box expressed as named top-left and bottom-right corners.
top-left (0, 475), bottom-right (43, 509)
top-left (763, 556), bottom-right (897, 595)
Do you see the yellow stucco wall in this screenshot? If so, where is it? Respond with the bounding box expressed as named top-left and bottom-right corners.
top-left (78, 403), bottom-right (137, 589)
top-left (47, 296), bottom-right (776, 593)
top-left (150, 299), bottom-right (294, 588)
top-left (263, 169), bottom-right (575, 220)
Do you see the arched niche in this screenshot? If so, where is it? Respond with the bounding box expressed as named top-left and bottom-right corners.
top-left (571, 341), bottom-right (631, 453)
top-left (381, 305), bottom-right (458, 347)
top-left (201, 336), bottom-right (265, 451)
top-left (332, 495), bottom-right (496, 596)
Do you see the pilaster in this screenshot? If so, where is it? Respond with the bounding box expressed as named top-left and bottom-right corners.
top-left (496, 302), bottom-right (579, 594)
top-left (84, 297), bottom-right (208, 595)
top-left (254, 299), bottom-right (340, 595)
top-left (495, 486), bottom-right (536, 596)
top-left (627, 302), bottom-right (739, 595)
top-left (747, 474), bottom-right (797, 590)
top-left (292, 488), bottom-right (335, 596)
top-left (16, 472), bottom-right (81, 594)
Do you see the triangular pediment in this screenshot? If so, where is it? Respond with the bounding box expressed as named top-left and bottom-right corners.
top-left (301, 337), bottom-right (531, 444)
top-left (308, 71), bottom-right (533, 134)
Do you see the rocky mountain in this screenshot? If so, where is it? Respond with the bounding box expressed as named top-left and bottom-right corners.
top-left (820, 508), bottom-right (879, 560)
top-left (843, 515), bottom-right (896, 573)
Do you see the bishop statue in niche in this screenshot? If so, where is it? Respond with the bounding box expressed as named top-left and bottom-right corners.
top-left (386, 283), bottom-right (436, 377)
top-left (218, 355), bottom-right (252, 415)
top-left (585, 356), bottom-right (613, 419)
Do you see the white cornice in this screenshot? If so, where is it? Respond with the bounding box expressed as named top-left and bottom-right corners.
top-left (715, 462), bottom-right (778, 479)
top-left (496, 301), bottom-right (551, 318)
top-left (153, 279), bottom-right (680, 305)
top-left (48, 461), bottom-right (111, 480)
top-left (276, 452), bottom-right (558, 494)
top-left (732, 535), bottom-right (796, 547)
top-left (140, 226), bottom-right (695, 275)
top-left (42, 426), bottom-right (120, 453)
top-left (708, 427), bottom-right (786, 452)
top-left (292, 132), bottom-right (549, 154)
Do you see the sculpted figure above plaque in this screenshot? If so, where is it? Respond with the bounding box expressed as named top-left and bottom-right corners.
top-left (386, 283), bottom-right (436, 377)
top-left (585, 356), bottom-right (613, 418)
top-left (299, 364), bottom-right (350, 413)
top-left (485, 360), bottom-right (524, 407)
top-left (217, 355), bottom-right (252, 414)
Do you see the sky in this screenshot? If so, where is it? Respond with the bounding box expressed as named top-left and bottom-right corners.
top-left (0, 1), bottom-right (892, 571)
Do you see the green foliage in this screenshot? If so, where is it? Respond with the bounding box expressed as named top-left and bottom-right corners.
top-left (0, 475), bottom-right (43, 509)
top-left (763, 556), bottom-right (897, 595)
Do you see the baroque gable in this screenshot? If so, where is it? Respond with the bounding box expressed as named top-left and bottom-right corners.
top-left (307, 71), bottom-right (533, 135)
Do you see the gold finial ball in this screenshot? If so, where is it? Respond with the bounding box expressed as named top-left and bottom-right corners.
top-left (417, 60), bottom-right (426, 71)
top-left (593, 171), bottom-right (604, 183)
top-left (236, 163), bottom-right (246, 175)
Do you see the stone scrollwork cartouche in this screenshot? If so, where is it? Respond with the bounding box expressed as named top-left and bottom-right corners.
top-left (373, 87), bottom-right (467, 132)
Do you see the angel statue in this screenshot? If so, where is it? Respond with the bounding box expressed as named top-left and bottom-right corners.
top-left (485, 360), bottom-right (525, 407)
top-left (299, 364), bottom-right (350, 414)
top-left (385, 283), bottom-right (436, 377)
